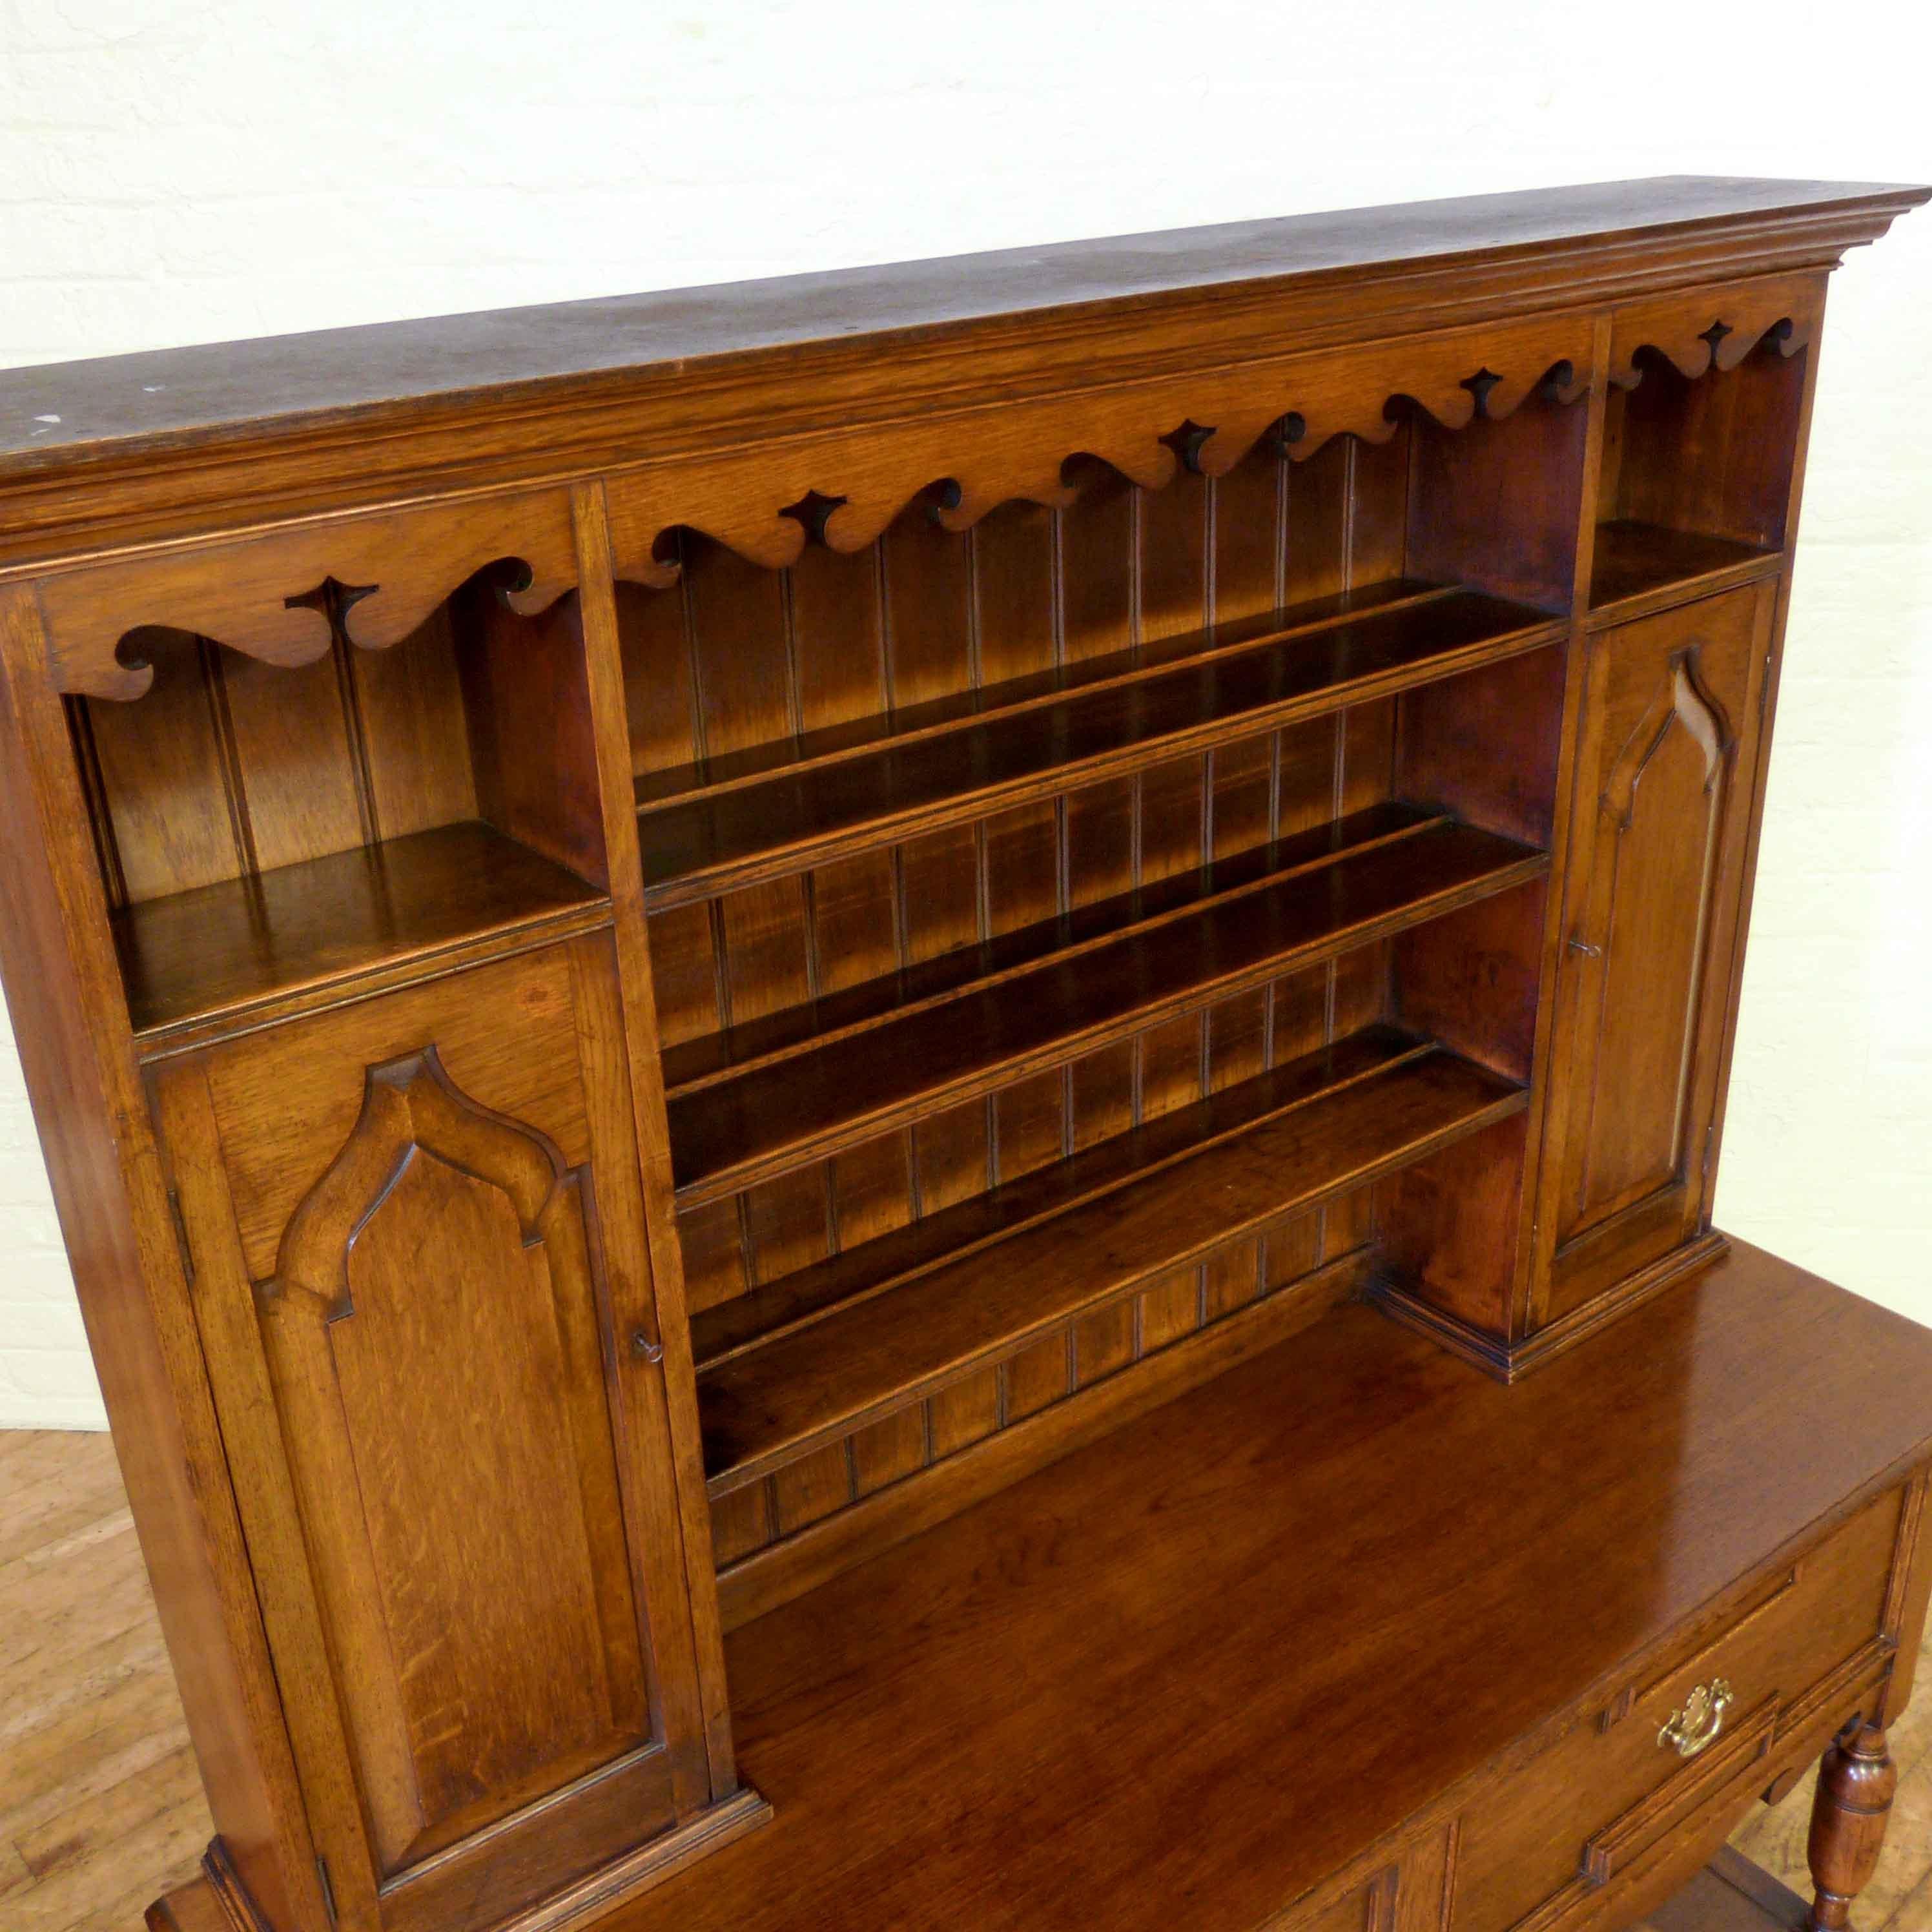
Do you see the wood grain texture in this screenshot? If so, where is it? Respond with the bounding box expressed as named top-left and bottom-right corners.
top-left (1, 181), bottom-right (1927, 1932)
top-left (1589, 522), bottom-right (1779, 614)
top-left (566, 478), bottom-right (744, 1805)
top-left (0, 187), bottom-right (1889, 456)
top-left (635, 590), bottom-right (1563, 908)
top-left (114, 823), bottom-right (609, 1049)
top-left (599, 314), bottom-right (1592, 575)
top-left (667, 819), bottom-right (1544, 1206)
top-left (1606, 275), bottom-right (1823, 389)
top-left (1536, 582), bottom-right (1776, 1322)
top-left (699, 1044), bottom-right (1522, 1491)
top-left (41, 490), bottom-right (584, 701)
top-left (689, 1025), bottom-right (1416, 1370)
top-left (559, 1244), bottom-right (1932, 1932)
top-left (3, 1431), bottom-right (1917, 1932)
top-left (0, 586), bottom-right (332, 1931)
top-left (143, 935), bottom-right (719, 1932)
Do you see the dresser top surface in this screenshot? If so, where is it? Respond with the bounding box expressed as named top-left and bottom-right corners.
top-left (610, 1241), bottom-right (1932, 1932)
top-left (1, 176), bottom-right (1923, 476)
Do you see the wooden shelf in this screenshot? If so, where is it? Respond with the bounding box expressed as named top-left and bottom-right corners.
top-left (637, 577), bottom-right (1445, 814)
top-left (664, 798), bottom-right (1444, 1098)
top-left (691, 1022), bottom-right (1428, 1370)
top-left (637, 586), bottom-right (1564, 909)
top-left (115, 821), bottom-right (610, 1049)
top-left (698, 1039), bottom-right (1526, 1492)
top-left (666, 816), bottom-right (1548, 1206)
top-left (1588, 519), bottom-right (1778, 615)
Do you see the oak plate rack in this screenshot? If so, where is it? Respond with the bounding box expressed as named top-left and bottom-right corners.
top-left (1, 176), bottom-right (1931, 1932)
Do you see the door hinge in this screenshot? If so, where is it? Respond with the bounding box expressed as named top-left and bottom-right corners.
top-left (316, 1856), bottom-right (338, 1928)
top-left (1701, 1122), bottom-right (1716, 1181)
top-left (166, 1188), bottom-right (194, 1288)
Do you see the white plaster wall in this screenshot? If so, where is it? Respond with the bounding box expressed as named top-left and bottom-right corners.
top-left (1, 0), bottom-right (1926, 1426)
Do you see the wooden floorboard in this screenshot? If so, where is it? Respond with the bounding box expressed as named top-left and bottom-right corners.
top-left (1, 1425), bottom-right (1929, 1931)
top-left (1, 1432), bottom-right (209, 1932)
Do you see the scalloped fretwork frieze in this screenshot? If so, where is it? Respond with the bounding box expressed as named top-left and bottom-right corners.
top-left (40, 316), bottom-right (1602, 699)
top-left (42, 488), bottom-right (581, 701)
top-left (1607, 274), bottom-right (1824, 391)
top-left (602, 314), bottom-right (1597, 581)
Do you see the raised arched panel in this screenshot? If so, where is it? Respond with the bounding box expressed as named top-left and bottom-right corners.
top-left (1559, 657), bottom-right (1732, 1235)
top-left (1539, 586), bottom-right (1773, 1321)
top-left (154, 940), bottom-right (721, 1932)
top-left (259, 1046), bottom-right (652, 1876)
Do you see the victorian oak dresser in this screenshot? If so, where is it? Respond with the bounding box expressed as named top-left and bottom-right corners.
top-left (1, 178), bottom-right (1929, 1932)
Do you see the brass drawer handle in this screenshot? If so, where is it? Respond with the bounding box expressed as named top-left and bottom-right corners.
top-left (1659, 1678), bottom-right (1734, 1758)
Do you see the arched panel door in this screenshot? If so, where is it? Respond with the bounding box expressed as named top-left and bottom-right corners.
top-left (1537, 584), bottom-right (1776, 1326)
top-left (154, 938), bottom-right (715, 1932)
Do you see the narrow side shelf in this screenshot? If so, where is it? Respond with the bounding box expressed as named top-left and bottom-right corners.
top-left (114, 821), bottom-right (611, 1050)
top-left (637, 586), bottom-right (1564, 908)
top-left (1588, 519), bottom-right (1778, 615)
top-left (666, 816), bottom-right (1548, 1206)
top-left (697, 1038), bottom-right (1526, 1492)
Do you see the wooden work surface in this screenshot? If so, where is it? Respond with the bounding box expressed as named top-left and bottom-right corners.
top-left (590, 1242), bottom-right (1932, 1932)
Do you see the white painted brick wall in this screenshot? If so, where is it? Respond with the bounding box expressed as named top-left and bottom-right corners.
top-left (2, 0), bottom-right (1926, 1427)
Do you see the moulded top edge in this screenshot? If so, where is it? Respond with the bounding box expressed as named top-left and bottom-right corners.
top-left (0, 176), bottom-right (1924, 477)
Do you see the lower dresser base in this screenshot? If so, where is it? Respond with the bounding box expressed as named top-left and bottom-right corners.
top-left (138, 1243), bottom-right (1932, 1932)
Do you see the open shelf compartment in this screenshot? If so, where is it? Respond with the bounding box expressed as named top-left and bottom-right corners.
top-left (636, 581), bottom-right (1563, 909)
top-left (1588, 520), bottom-right (1776, 611)
top-left (1588, 329), bottom-right (1805, 615)
top-left (112, 821), bottom-right (610, 1043)
top-left (698, 1029), bottom-right (1526, 1493)
top-left (69, 564), bottom-right (616, 1051)
top-left (665, 808), bottom-right (1547, 1207)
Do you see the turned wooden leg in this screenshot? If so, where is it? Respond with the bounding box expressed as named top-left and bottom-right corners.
top-left (1805, 1721), bottom-right (1897, 1932)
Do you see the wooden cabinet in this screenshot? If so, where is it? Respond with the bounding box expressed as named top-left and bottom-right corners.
top-left (1535, 584), bottom-right (1776, 1322)
top-left (1, 178), bottom-right (1929, 1932)
top-left (149, 940), bottom-right (711, 1932)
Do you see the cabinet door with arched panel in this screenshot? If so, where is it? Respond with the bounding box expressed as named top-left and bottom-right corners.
top-left (149, 936), bottom-right (739, 1932)
top-left (1535, 583), bottom-right (1776, 1327)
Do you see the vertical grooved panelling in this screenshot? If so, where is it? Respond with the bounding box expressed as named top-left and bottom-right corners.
top-left (676, 1198), bottom-right (749, 1315)
top-left (199, 641), bottom-right (259, 878)
top-left (881, 504), bottom-right (981, 1043)
top-left (828, 1131), bottom-right (915, 1255)
top-left (706, 1195), bottom-right (1357, 1578)
top-left (330, 635), bottom-right (382, 847)
top-left (1058, 466), bottom-right (1138, 1155)
top-left (741, 1168), bottom-right (831, 1288)
top-left (1133, 456), bottom-right (1210, 1100)
top-left (347, 604), bottom-right (478, 843)
top-left (218, 640), bottom-right (364, 874)
top-left (79, 581), bottom-right (520, 964)
top-left (642, 438), bottom-right (1434, 1575)
top-left (83, 630), bottom-right (246, 901)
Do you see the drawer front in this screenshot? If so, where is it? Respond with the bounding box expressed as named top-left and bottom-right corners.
top-left (1454, 1485), bottom-right (1904, 1932)
top-left (1262, 1821), bottom-right (1457, 1932)
top-left (151, 936), bottom-right (707, 1932)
